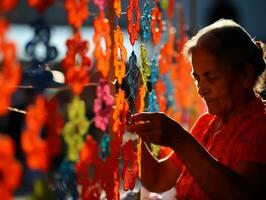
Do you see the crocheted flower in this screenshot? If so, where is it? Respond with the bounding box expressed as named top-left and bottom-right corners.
top-left (63, 96), bottom-right (89, 161)
top-left (112, 89), bottom-right (129, 143)
top-left (151, 5), bottom-right (163, 45)
top-left (93, 11), bottom-right (111, 78)
top-left (122, 140), bottom-right (139, 191)
top-left (93, 79), bottom-right (114, 131)
top-left (65, 0), bottom-right (89, 29)
top-left (140, 43), bottom-right (150, 89)
top-left (114, 26), bottom-right (127, 85)
top-left (61, 32), bottom-right (91, 95)
top-left (141, 1), bottom-right (151, 42)
top-left (93, 0), bottom-right (105, 11)
top-left (0, 0), bottom-right (18, 12)
top-left (27, 0), bottom-right (54, 13)
top-left (0, 42), bottom-right (21, 115)
top-left (125, 51), bottom-right (140, 102)
top-left (114, 0), bottom-right (121, 18)
top-left (126, 0), bottom-right (141, 45)
top-left (21, 96), bottom-right (50, 172)
top-left (135, 84), bottom-right (146, 112)
top-left (45, 98), bottom-right (64, 157)
top-left (76, 135), bottom-right (102, 200)
top-left (0, 134), bottom-right (22, 200)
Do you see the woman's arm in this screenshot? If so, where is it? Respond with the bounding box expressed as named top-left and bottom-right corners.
top-left (140, 141), bottom-right (182, 193)
top-left (172, 129), bottom-right (266, 199)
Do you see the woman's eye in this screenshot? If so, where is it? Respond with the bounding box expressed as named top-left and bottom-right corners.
top-left (207, 77), bottom-right (218, 81)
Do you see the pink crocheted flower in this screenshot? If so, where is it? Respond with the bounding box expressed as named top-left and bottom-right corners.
top-left (93, 79), bottom-right (114, 131)
top-left (93, 0), bottom-right (105, 11)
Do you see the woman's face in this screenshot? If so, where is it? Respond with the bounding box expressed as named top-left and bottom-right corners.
top-left (191, 47), bottom-right (247, 121)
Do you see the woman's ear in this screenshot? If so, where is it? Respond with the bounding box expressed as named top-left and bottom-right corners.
top-left (242, 63), bottom-right (255, 88)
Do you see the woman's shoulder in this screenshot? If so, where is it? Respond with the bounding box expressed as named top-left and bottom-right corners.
top-left (190, 112), bottom-right (215, 139)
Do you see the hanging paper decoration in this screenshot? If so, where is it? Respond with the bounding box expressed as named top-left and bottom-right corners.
top-left (126, 0), bottom-right (141, 46)
top-left (93, 79), bottom-right (114, 131)
top-left (140, 43), bottom-right (151, 89)
top-left (112, 89), bottom-right (129, 144)
top-left (63, 96), bottom-right (90, 161)
top-left (141, 0), bottom-right (151, 42)
top-left (125, 51), bottom-right (140, 103)
top-left (0, 0), bottom-right (18, 12)
top-left (93, 0), bottom-right (105, 11)
top-left (93, 11), bottom-right (111, 78)
top-left (122, 140), bottom-right (139, 191)
top-left (65, 0), bottom-right (89, 30)
top-left (21, 96), bottom-right (50, 172)
top-left (61, 32), bottom-right (91, 95)
top-left (151, 5), bottom-right (163, 45)
top-left (27, 0), bottom-right (54, 13)
top-left (76, 135), bottom-right (102, 200)
top-left (114, 0), bottom-right (121, 18)
top-left (0, 134), bottom-right (22, 200)
top-left (113, 26), bottom-right (127, 85)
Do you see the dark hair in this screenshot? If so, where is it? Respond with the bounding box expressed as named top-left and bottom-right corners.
top-left (183, 19), bottom-right (266, 91)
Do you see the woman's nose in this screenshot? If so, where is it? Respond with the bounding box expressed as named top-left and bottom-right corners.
top-left (197, 80), bottom-right (210, 97)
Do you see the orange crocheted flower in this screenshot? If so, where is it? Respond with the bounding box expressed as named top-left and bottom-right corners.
top-left (27, 0), bottom-right (54, 13)
top-left (65, 0), bottom-right (89, 29)
top-left (114, 0), bottom-right (121, 18)
top-left (21, 96), bottom-right (50, 172)
top-left (114, 26), bottom-right (127, 85)
top-left (0, 42), bottom-right (21, 115)
top-left (126, 0), bottom-right (141, 45)
top-left (93, 11), bottom-right (111, 78)
top-left (61, 32), bottom-right (91, 95)
top-left (112, 89), bottom-right (129, 143)
top-left (0, 0), bottom-right (18, 12)
top-left (155, 80), bottom-right (167, 112)
top-left (0, 134), bottom-right (22, 200)
top-left (122, 140), bottom-right (139, 191)
top-left (151, 5), bottom-right (163, 45)
top-left (135, 84), bottom-right (146, 112)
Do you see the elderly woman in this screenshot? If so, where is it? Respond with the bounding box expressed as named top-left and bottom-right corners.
top-left (127, 19), bottom-right (266, 199)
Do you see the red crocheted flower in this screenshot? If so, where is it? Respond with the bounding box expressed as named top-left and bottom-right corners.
top-left (65, 0), bottom-right (89, 29)
top-left (126, 0), bottom-right (141, 45)
top-left (151, 5), bottom-right (163, 45)
top-left (93, 11), bottom-right (111, 78)
top-left (76, 135), bottom-right (102, 200)
top-left (0, 134), bottom-right (22, 200)
top-left (114, 26), bottom-right (127, 85)
top-left (27, 0), bottom-right (54, 13)
top-left (21, 96), bottom-right (50, 172)
top-left (45, 98), bottom-right (64, 157)
top-left (122, 140), bottom-right (139, 191)
top-left (0, 0), bottom-right (18, 12)
top-left (61, 32), bottom-right (91, 95)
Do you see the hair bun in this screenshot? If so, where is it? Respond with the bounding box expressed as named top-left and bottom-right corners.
top-left (255, 41), bottom-right (266, 58)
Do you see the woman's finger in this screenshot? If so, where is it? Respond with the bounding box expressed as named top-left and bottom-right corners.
top-left (128, 112), bottom-right (155, 124)
top-left (127, 121), bottom-right (151, 133)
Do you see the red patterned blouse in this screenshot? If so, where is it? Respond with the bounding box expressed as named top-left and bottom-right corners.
top-left (175, 97), bottom-right (266, 199)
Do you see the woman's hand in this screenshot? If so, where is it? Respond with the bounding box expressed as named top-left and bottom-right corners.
top-left (127, 112), bottom-right (186, 148)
